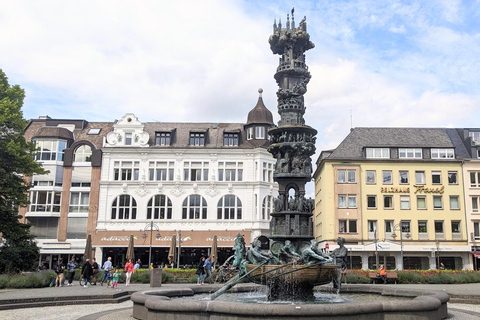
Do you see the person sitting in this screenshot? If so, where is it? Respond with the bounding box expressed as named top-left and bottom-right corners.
top-left (378, 265), bottom-right (387, 284)
top-left (302, 241), bottom-right (333, 265)
top-left (279, 240), bottom-right (302, 263)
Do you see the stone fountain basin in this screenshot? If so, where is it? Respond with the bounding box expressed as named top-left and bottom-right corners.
top-left (246, 263), bottom-right (339, 285)
top-left (131, 284), bottom-right (449, 320)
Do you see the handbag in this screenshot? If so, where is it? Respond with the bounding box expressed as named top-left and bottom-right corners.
top-left (376, 273), bottom-right (380, 277)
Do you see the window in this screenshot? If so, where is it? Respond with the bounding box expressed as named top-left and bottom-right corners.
top-left (262, 163), bottom-right (273, 182)
top-left (217, 195), bottom-right (242, 219)
top-left (114, 161), bottom-right (140, 181)
top-left (418, 221), bottom-right (428, 234)
top-left (366, 148), bottom-right (390, 159)
top-left (223, 133), bottom-right (239, 146)
top-left (435, 221), bottom-right (444, 233)
top-left (155, 132), bottom-right (171, 146)
top-left (111, 195), bottom-right (137, 220)
top-left (470, 132), bottom-right (480, 144)
top-left (400, 195), bottom-right (410, 210)
top-left (451, 221), bottom-right (460, 234)
top-left (382, 170), bottom-right (392, 184)
top-left (74, 145), bottom-right (92, 162)
top-left (66, 217), bottom-right (87, 239)
top-left (399, 148), bottom-right (422, 159)
top-left (30, 191), bottom-right (61, 212)
top-left (247, 127), bottom-right (254, 140)
top-left (431, 148), bottom-right (454, 159)
top-left (125, 133), bottom-right (132, 145)
top-left (368, 220), bottom-right (377, 234)
top-left (417, 196), bottom-right (426, 209)
top-left (367, 195), bottom-right (377, 209)
top-left (450, 196), bottom-right (460, 210)
top-left (26, 217), bottom-right (59, 239)
top-left (190, 132), bottom-right (205, 146)
top-left (262, 196), bottom-right (273, 220)
top-left (399, 171), bottom-right (409, 184)
top-left (337, 169), bottom-right (356, 183)
top-left (182, 195), bottom-right (207, 219)
top-left (338, 195), bottom-right (356, 208)
top-left (339, 220), bottom-right (357, 233)
top-left (401, 221), bottom-right (411, 233)
top-left (472, 197), bottom-right (479, 213)
top-left (34, 140), bottom-right (67, 161)
top-left (384, 195), bottom-right (393, 209)
top-left (149, 161), bottom-right (175, 181)
top-left (366, 170), bottom-right (376, 184)
top-left (385, 220), bottom-right (393, 233)
top-left (339, 220), bottom-right (347, 233)
top-left (147, 195), bottom-right (172, 219)
top-left (415, 171), bottom-right (425, 184)
top-left (71, 166), bottom-right (92, 187)
top-left (433, 196), bottom-right (443, 209)
top-left (349, 220), bottom-right (357, 233)
top-left (448, 171), bottom-right (458, 184)
top-left (69, 192), bottom-right (90, 213)
top-left (474, 222), bottom-right (480, 240)
top-left (184, 161), bottom-right (209, 181)
top-left (432, 171), bottom-right (441, 184)
top-left (255, 126), bottom-right (265, 139)
top-left (87, 128), bottom-right (101, 135)
top-left (470, 172), bottom-right (480, 187)
top-left (219, 162), bottom-right (243, 182)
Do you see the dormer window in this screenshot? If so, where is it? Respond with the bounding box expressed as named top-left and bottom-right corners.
top-left (255, 126), bottom-right (265, 139)
top-left (247, 127), bottom-right (254, 140)
top-left (431, 148), bottom-right (454, 159)
top-left (190, 132), bottom-right (205, 146)
top-left (469, 132), bottom-right (480, 145)
top-left (125, 133), bottom-right (132, 146)
top-left (224, 133), bottom-right (238, 146)
top-left (366, 148), bottom-right (389, 159)
top-left (155, 132), bottom-right (171, 146)
top-left (399, 148), bottom-right (422, 159)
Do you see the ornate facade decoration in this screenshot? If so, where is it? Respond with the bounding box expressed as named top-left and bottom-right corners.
top-left (205, 181), bottom-right (220, 197)
top-left (170, 180), bottom-right (184, 197)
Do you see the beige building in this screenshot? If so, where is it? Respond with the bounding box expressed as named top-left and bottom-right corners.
top-left (314, 128), bottom-right (472, 270)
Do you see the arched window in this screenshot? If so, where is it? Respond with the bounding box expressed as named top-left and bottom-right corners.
top-left (217, 195), bottom-right (242, 219)
top-left (147, 195), bottom-right (173, 219)
top-left (182, 195), bottom-right (207, 220)
top-left (111, 195), bottom-right (137, 220)
top-left (74, 145), bottom-right (92, 162)
top-left (262, 195), bottom-right (273, 220)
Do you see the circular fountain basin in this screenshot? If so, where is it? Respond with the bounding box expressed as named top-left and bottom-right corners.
top-left (131, 284), bottom-right (449, 320)
top-left (246, 263), bottom-right (339, 285)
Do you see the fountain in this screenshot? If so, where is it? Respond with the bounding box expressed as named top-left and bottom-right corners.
top-left (131, 9), bottom-right (449, 319)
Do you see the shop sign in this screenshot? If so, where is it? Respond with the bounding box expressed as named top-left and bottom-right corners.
top-left (414, 185), bottom-right (444, 194)
top-left (381, 187), bottom-right (410, 193)
top-left (43, 242), bottom-right (71, 249)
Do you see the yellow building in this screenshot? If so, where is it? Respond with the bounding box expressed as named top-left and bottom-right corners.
top-left (314, 128), bottom-right (471, 270)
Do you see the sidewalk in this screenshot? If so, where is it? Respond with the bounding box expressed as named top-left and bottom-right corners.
top-left (0, 283), bottom-right (479, 319)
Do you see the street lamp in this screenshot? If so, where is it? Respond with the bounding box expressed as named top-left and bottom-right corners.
top-left (391, 222), bottom-right (411, 270)
top-left (436, 241), bottom-right (440, 269)
top-left (142, 221), bottom-right (161, 269)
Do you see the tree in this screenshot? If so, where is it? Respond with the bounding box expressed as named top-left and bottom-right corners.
top-left (0, 69), bottom-right (45, 273)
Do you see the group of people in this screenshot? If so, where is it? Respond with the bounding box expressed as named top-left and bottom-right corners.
top-left (196, 255), bottom-right (214, 285)
top-left (52, 257), bottom-right (137, 289)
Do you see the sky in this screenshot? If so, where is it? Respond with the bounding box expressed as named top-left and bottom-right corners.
top-left (1, 0), bottom-right (480, 195)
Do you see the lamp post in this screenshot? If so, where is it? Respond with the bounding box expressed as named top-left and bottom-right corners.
top-left (436, 241), bottom-right (440, 269)
top-left (177, 230), bottom-right (182, 269)
top-left (391, 222), bottom-right (411, 271)
top-left (142, 221), bottom-right (161, 269)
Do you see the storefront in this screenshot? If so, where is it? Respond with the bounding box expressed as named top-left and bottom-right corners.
top-left (93, 230), bottom-right (250, 268)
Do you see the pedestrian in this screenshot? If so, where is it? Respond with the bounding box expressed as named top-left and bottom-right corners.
top-left (66, 256), bottom-right (78, 286)
top-left (112, 268), bottom-right (121, 290)
top-left (124, 258), bottom-right (134, 286)
top-left (91, 258), bottom-right (100, 285)
top-left (203, 255), bottom-right (213, 284)
top-left (54, 258), bottom-right (65, 287)
top-left (150, 263), bottom-right (154, 270)
top-left (378, 265), bottom-right (387, 284)
top-left (196, 256), bottom-right (206, 285)
top-left (440, 262), bottom-right (445, 270)
top-left (134, 259), bottom-right (141, 270)
top-left (101, 257), bottom-right (112, 286)
top-left (81, 259), bottom-right (93, 288)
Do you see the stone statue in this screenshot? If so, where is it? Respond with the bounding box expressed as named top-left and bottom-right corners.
top-left (274, 194), bottom-right (284, 212)
top-left (233, 233), bottom-right (246, 270)
top-left (330, 237), bottom-right (348, 271)
top-left (302, 240), bottom-right (332, 265)
top-left (247, 240), bottom-right (277, 265)
top-left (279, 240), bottom-right (302, 263)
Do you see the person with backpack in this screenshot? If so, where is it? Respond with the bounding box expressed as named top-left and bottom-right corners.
top-left (54, 258), bottom-right (65, 287)
top-left (91, 258), bottom-right (100, 285)
top-left (66, 257), bottom-right (78, 286)
top-left (81, 259), bottom-right (93, 288)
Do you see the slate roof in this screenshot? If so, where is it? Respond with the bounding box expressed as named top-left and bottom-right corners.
top-left (323, 127), bottom-right (471, 161)
top-left (246, 96), bottom-right (274, 125)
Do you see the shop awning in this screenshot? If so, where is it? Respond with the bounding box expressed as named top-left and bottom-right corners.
top-left (472, 252), bottom-right (480, 258)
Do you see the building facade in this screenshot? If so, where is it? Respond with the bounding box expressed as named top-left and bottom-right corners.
top-left (314, 128), bottom-right (475, 270)
top-left (21, 92), bottom-right (278, 268)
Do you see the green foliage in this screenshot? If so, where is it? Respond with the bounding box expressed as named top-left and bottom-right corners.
top-left (345, 272), bottom-right (371, 284)
top-left (0, 69), bottom-right (45, 274)
top-left (6, 271), bottom-right (54, 288)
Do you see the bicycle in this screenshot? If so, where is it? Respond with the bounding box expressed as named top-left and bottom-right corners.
top-left (79, 274), bottom-right (95, 286)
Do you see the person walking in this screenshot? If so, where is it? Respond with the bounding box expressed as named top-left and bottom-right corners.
top-left (112, 268), bottom-right (121, 290)
top-left (54, 258), bottom-right (65, 287)
top-left (134, 259), bottom-right (141, 270)
top-left (91, 258), bottom-right (100, 285)
top-left (81, 259), bottom-right (93, 288)
top-left (124, 258), bottom-right (134, 286)
top-left (196, 256), bottom-right (206, 285)
top-left (66, 257), bottom-right (78, 286)
top-left (101, 257), bottom-right (112, 285)
top-left (203, 255), bottom-right (213, 284)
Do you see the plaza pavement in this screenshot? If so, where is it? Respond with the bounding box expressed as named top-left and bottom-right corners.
top-left (0, 282), bottom-right (479, 319)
